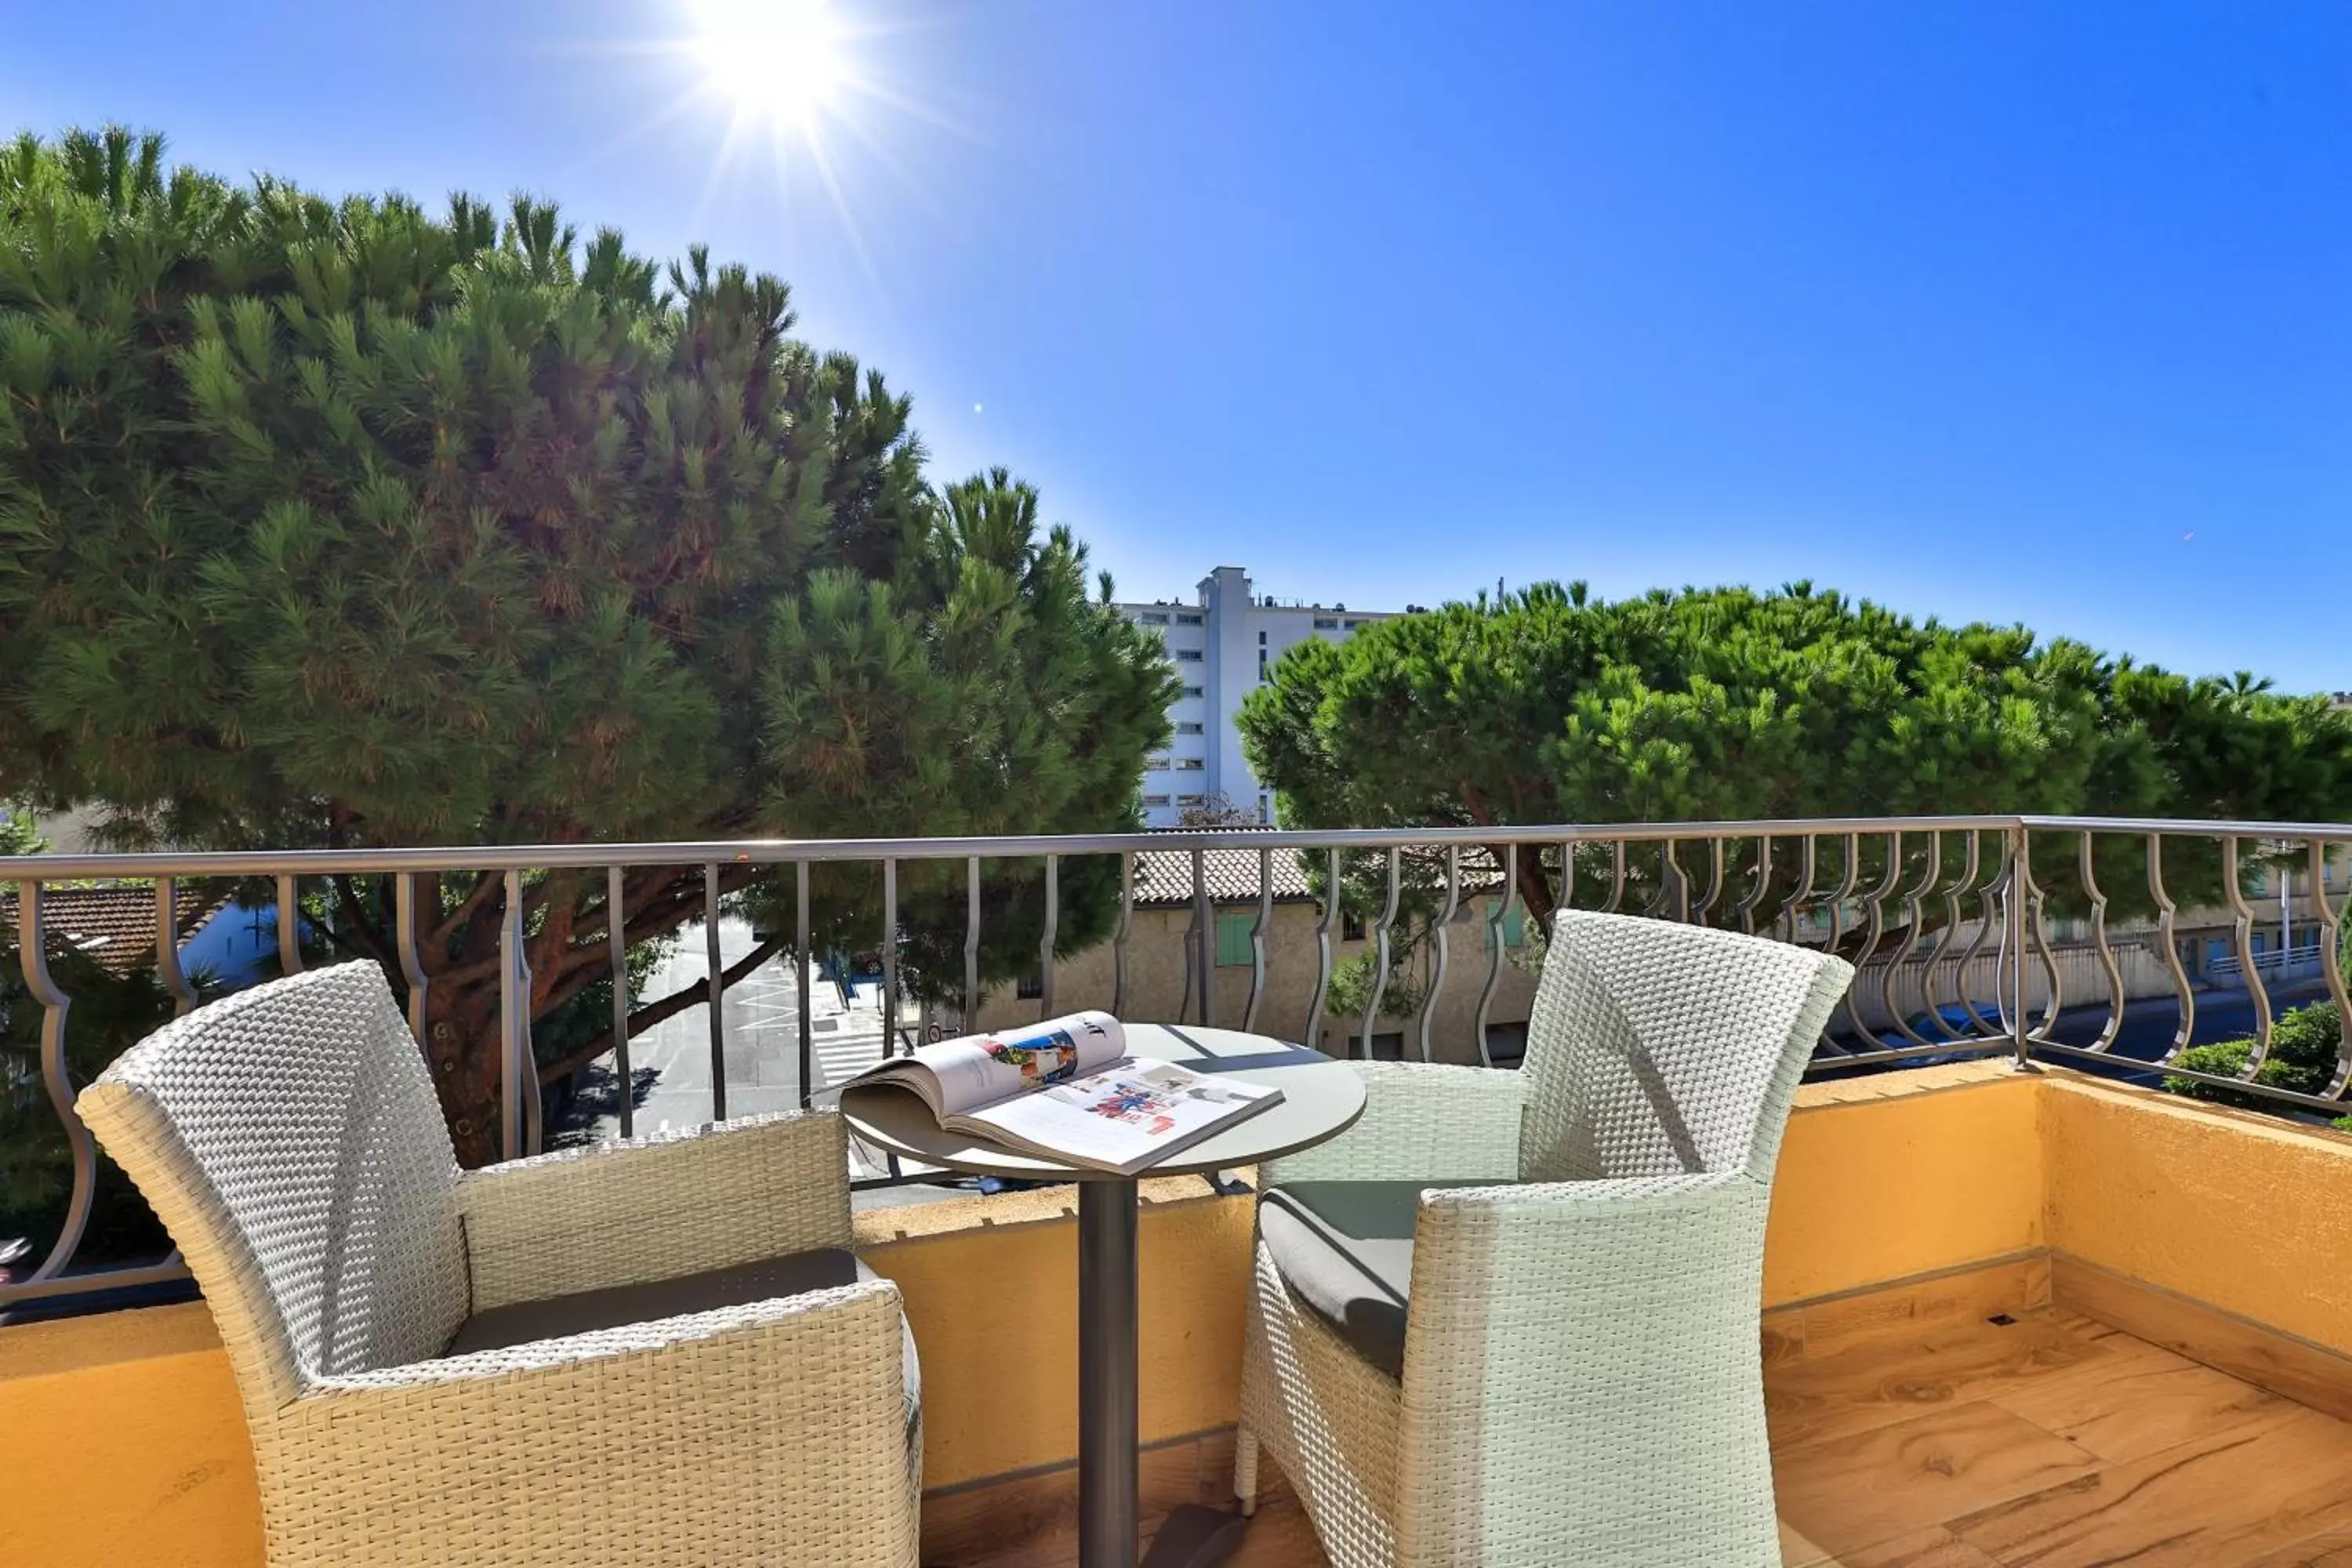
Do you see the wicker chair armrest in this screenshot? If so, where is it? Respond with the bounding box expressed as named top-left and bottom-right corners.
top-left (457, 1109), bottom-right (851, 1309)
top-left (1393, 1171), bottom-right (1780, 1564)
top-left (281, 1280), bottom-right (918, 1562)
top-left (1258, 1061), bottom-right (1521, 1185)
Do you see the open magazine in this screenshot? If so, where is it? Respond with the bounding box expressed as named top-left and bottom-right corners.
top-left (842, 1011), bottom-right (1283, 1174)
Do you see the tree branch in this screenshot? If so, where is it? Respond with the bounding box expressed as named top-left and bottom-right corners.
top-left (535, 931), bottom-right (791, 1087)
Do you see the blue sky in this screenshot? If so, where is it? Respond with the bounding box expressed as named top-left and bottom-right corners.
top-left (8, 1), bottom-right (2350, 688)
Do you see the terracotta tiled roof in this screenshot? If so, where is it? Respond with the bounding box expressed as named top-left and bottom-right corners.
top-left (0, 884), bottom-right (229, 975)
top-left (1131, 842), bottom-right (1508, 908)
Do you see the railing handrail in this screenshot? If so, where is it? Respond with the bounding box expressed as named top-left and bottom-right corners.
top-left (12, 811), bottom-right (2352, 880)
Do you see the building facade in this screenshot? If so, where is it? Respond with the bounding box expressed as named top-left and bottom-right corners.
top-left (1116, 565), bottom-right (1399, 826)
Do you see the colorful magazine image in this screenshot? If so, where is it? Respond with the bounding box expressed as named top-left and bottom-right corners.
top-left (840, 1012), bottom-right (1283, 1174)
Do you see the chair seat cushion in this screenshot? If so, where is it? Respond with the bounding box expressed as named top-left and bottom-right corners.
top-left (1258, 1181), bottom-right (1477, 1381)
top-left (448, 1248), bottom-right (921, 1461)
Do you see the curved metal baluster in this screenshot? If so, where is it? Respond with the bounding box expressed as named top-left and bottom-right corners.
top-left (1305, 848), bottom-right (1340, 1054)
top-left (1555, 839), bottom-right (1576, 916)
top-left (602, 867), bottom-right (631, 1138)
top-left (17, 881), bottom-right (92, 1283)
top-left (1661, 840), bottom-right (1688, 922)
top-left (154, 875), bottom-right (198, 1017)
top-left (2077, 830), bottom-right (2125, 1052)
top-left (1823, 832), bottom-right (1861, 953)
top-left (1188, 848), bottom-right (1210, 1027)
top-left (1606, 840), bottom-right (1628, 913)
top-left (2308, 839), bottom-right (2351, 1096)
top-left (1951, 833), bottom-right (2005, 1036)
top-left (964, 857), bottom-right (982, 1025)
top-left (2147, 833), bottom-right (2194, 1064)
top-left (1731, 836), bottom-right (1773, 936)
top-left (1780, 835), bottom-right (1820, 943)
top-left (1693, 838), bottom-right (1726, 928)
top-left (1845, 831), bottom-right (1904, 1043)
top-left (795, 861), bottom-right (813, 1109)
top-left (1415, 847), bottom-right (1461, 1062)
top-left (1037, 853), bottom-right (1059, 1018)
top-left (2024, 844), bottom-right (2063, 1041)
top-left (1243, 846), bottom-right (1273, 1034)
top-left (881, 858), bottom-right (903, 1053)
top-left (1111, 853), bottom-right (1134, 1019)
top-left (1474, 844), bottom-right (1517, 1069)
top-left (275, 873), bottom-right (303, 975)
top-left (1359, 847), bottom-right (1403, 1058)
top-left (2223, 836), bottom-right (2275, 1077)
top-left (1878, 832), bottom-right (1943, 1047)
top-left (705, 862), bottom-right (728, 1095)
top-left (499, 868), bottom-right (538, 1156)
top-left (395, 872), bottom-right (432, 1044)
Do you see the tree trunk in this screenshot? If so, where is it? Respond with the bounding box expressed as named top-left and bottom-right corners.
top-left (421, 978), bottom-right (506, 1169)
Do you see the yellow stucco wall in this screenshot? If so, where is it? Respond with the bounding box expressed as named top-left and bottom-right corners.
top-left (1762, 1063), bottom-right (2044, 1306)
top-left (14, 1062), bottom-right (2351, 1567)
top-left (2042, 1075), bottom-right (2352, 1356)
top-left (0, 1301), bottom-right (263, 1568)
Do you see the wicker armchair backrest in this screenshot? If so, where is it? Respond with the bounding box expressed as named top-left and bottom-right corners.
top-left (77, 962), bottom-right (469, 1417)
top-left (1515, 910), bottom-right (1853, 1185)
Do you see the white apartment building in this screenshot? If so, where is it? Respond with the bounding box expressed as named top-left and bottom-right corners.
top-left (1116, 565), bottom-right (1402, 827)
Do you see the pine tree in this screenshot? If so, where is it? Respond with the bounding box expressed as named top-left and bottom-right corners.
top-left (0, 128), bottom-right (1176, 1164)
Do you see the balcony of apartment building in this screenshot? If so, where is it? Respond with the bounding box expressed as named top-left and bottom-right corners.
top-left (8, 815), bottom-right (2352, 1568)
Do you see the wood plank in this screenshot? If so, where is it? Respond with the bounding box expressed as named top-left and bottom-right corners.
top-left (920, 1435), bottom-right (1208, 1567)
top-left (1949, 1403), bottom-right (2352, 1567)
top-left (1766, 1308), bottom-right (2122, 1450)
top-left (1767, 1255), bottom-right (2051, 1365)
top-left (1987, 1333), bottom-right (2292, 1465)
top-left (2051, 1252), bottom-right (2352, 1425)
top-left (1771, 1399), bottom-right (2101, 1557)
top-left (2240, 1525), bottom-right (2352, 1566)
top-left (1836, 1526), bottom-right (2006, 1567)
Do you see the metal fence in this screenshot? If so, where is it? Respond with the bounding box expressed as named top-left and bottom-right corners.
top-left (4, 812), bottom-right (2348, 1312)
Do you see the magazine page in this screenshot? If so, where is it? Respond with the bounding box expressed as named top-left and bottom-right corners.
top-left (959, 1058), bottom-right (1282, 1174)
top-left (847, 1011), bottom-right (1127, 1117)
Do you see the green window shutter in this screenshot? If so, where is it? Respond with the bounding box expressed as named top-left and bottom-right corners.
top-left (1215, 911), bottom-right (1258, 967)
top-left (1484, 902), bottom-right (1530, 950)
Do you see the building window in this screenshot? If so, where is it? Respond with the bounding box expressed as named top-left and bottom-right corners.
top-left (1136, 611), bottom-right (1169, 626)
top-left (1176, 721), bottom-right (1204, 735)
top-left (1258, 630), bottom-right (1268, 644)
top-left (1258, 794), bottom-right (1272, 824)
top-left (1016, 968), bottom-right (1044, 1000)
top-left (1342, 910), bottom-right (1367, 942)
top-left (1174, 648), bottom-right (1204, 663)
top-left (1313, 617), bottom-right (1338, 630)
top-left (1214, 912), bottom-right (1258, 967)
top-left (1343, 619), bottom-right (1361, 630)
top-left (1176, 612), bottom-right (1204, 626)
top-left (1174, 757), bottom-right (1205, 771)
top-left (1176, 792), bottom-right (1206, 808)
top-left (1142, 793), bottom-right (1171, 808)
top-left (1182, 684), bottom-right (1204, 699)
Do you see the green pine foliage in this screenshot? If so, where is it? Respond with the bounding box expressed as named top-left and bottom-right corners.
top-left (1240, 580), bottom-right (2352, 928)
top-left (0, 128), bottom-right (1174, 1164)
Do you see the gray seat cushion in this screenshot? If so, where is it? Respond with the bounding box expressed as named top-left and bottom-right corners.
top-left (1258, 1181), bottom-right (1475, 1381)
top-left (447, 1247), bottom-right (921, 1464)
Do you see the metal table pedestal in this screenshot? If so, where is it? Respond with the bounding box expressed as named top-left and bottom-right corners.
top-left (1079, 1178), bottom-right (1250, 1568)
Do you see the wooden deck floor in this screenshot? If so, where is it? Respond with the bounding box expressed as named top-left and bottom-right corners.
top-left (930, 1306), bottom-right (2352, 1566)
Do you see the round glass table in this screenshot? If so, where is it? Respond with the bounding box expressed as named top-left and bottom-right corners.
top-left (842, 1023), bottom-right (1366, 1568)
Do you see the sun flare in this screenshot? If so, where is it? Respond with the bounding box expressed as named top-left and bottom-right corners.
top-left (684, 0), bottom-right (848, 134)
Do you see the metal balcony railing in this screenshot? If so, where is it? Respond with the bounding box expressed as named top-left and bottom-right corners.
top-left (3, 813), bottom-right (2348, 1314)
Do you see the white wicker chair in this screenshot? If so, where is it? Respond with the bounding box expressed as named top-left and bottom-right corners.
top-left (1236, 909), bottom-right (1853, 1567)
top-left (76, 961), bottom-right (920, 1568)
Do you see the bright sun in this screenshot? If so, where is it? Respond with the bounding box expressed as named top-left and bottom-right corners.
top-left (684, 0), bottom-right (848, 133)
